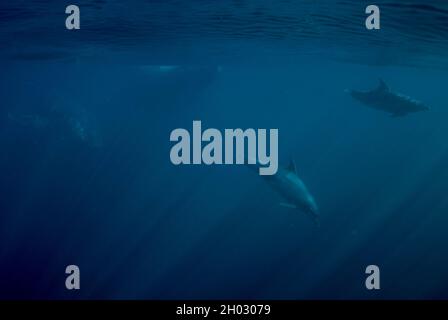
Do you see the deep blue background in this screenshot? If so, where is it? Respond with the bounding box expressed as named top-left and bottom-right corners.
top-left (1, 1), bottom-right (448, 299)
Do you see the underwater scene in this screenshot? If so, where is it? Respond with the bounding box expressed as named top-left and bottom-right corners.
top-left (1, 0), bottom-right (448, 299)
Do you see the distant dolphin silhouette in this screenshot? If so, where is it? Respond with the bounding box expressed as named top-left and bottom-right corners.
top-left (6, 109), bottom-right (101, 148)
top-left (346, 79), bottom-right (430, 117)
top-left (251, 159), bottom-right (320, 226)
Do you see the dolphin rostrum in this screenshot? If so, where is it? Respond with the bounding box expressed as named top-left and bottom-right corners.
top-left (346, 79), bottom-right (430, 117)
top-left (253, 159), bottom-right (320, 226)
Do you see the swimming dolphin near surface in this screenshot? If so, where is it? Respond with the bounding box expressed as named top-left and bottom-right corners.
top-left (346, 79), bottom-right (430, 117)
top-left (251, 159), bottom-right (320, 226)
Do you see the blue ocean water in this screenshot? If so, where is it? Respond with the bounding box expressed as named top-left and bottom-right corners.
top-left (1, 0), bottom-right (448, 299)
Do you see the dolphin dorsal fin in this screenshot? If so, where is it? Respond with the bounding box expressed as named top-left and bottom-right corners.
top-left (377, 79), bottom-right (390, 93)
top-left (286, 160), bottom-right (297, 174)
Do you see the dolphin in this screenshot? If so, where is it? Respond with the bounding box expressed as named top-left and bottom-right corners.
top-left (346, 79), bottom-right (430, 117)
top-left (252, 160), bottom-right (320, 226)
